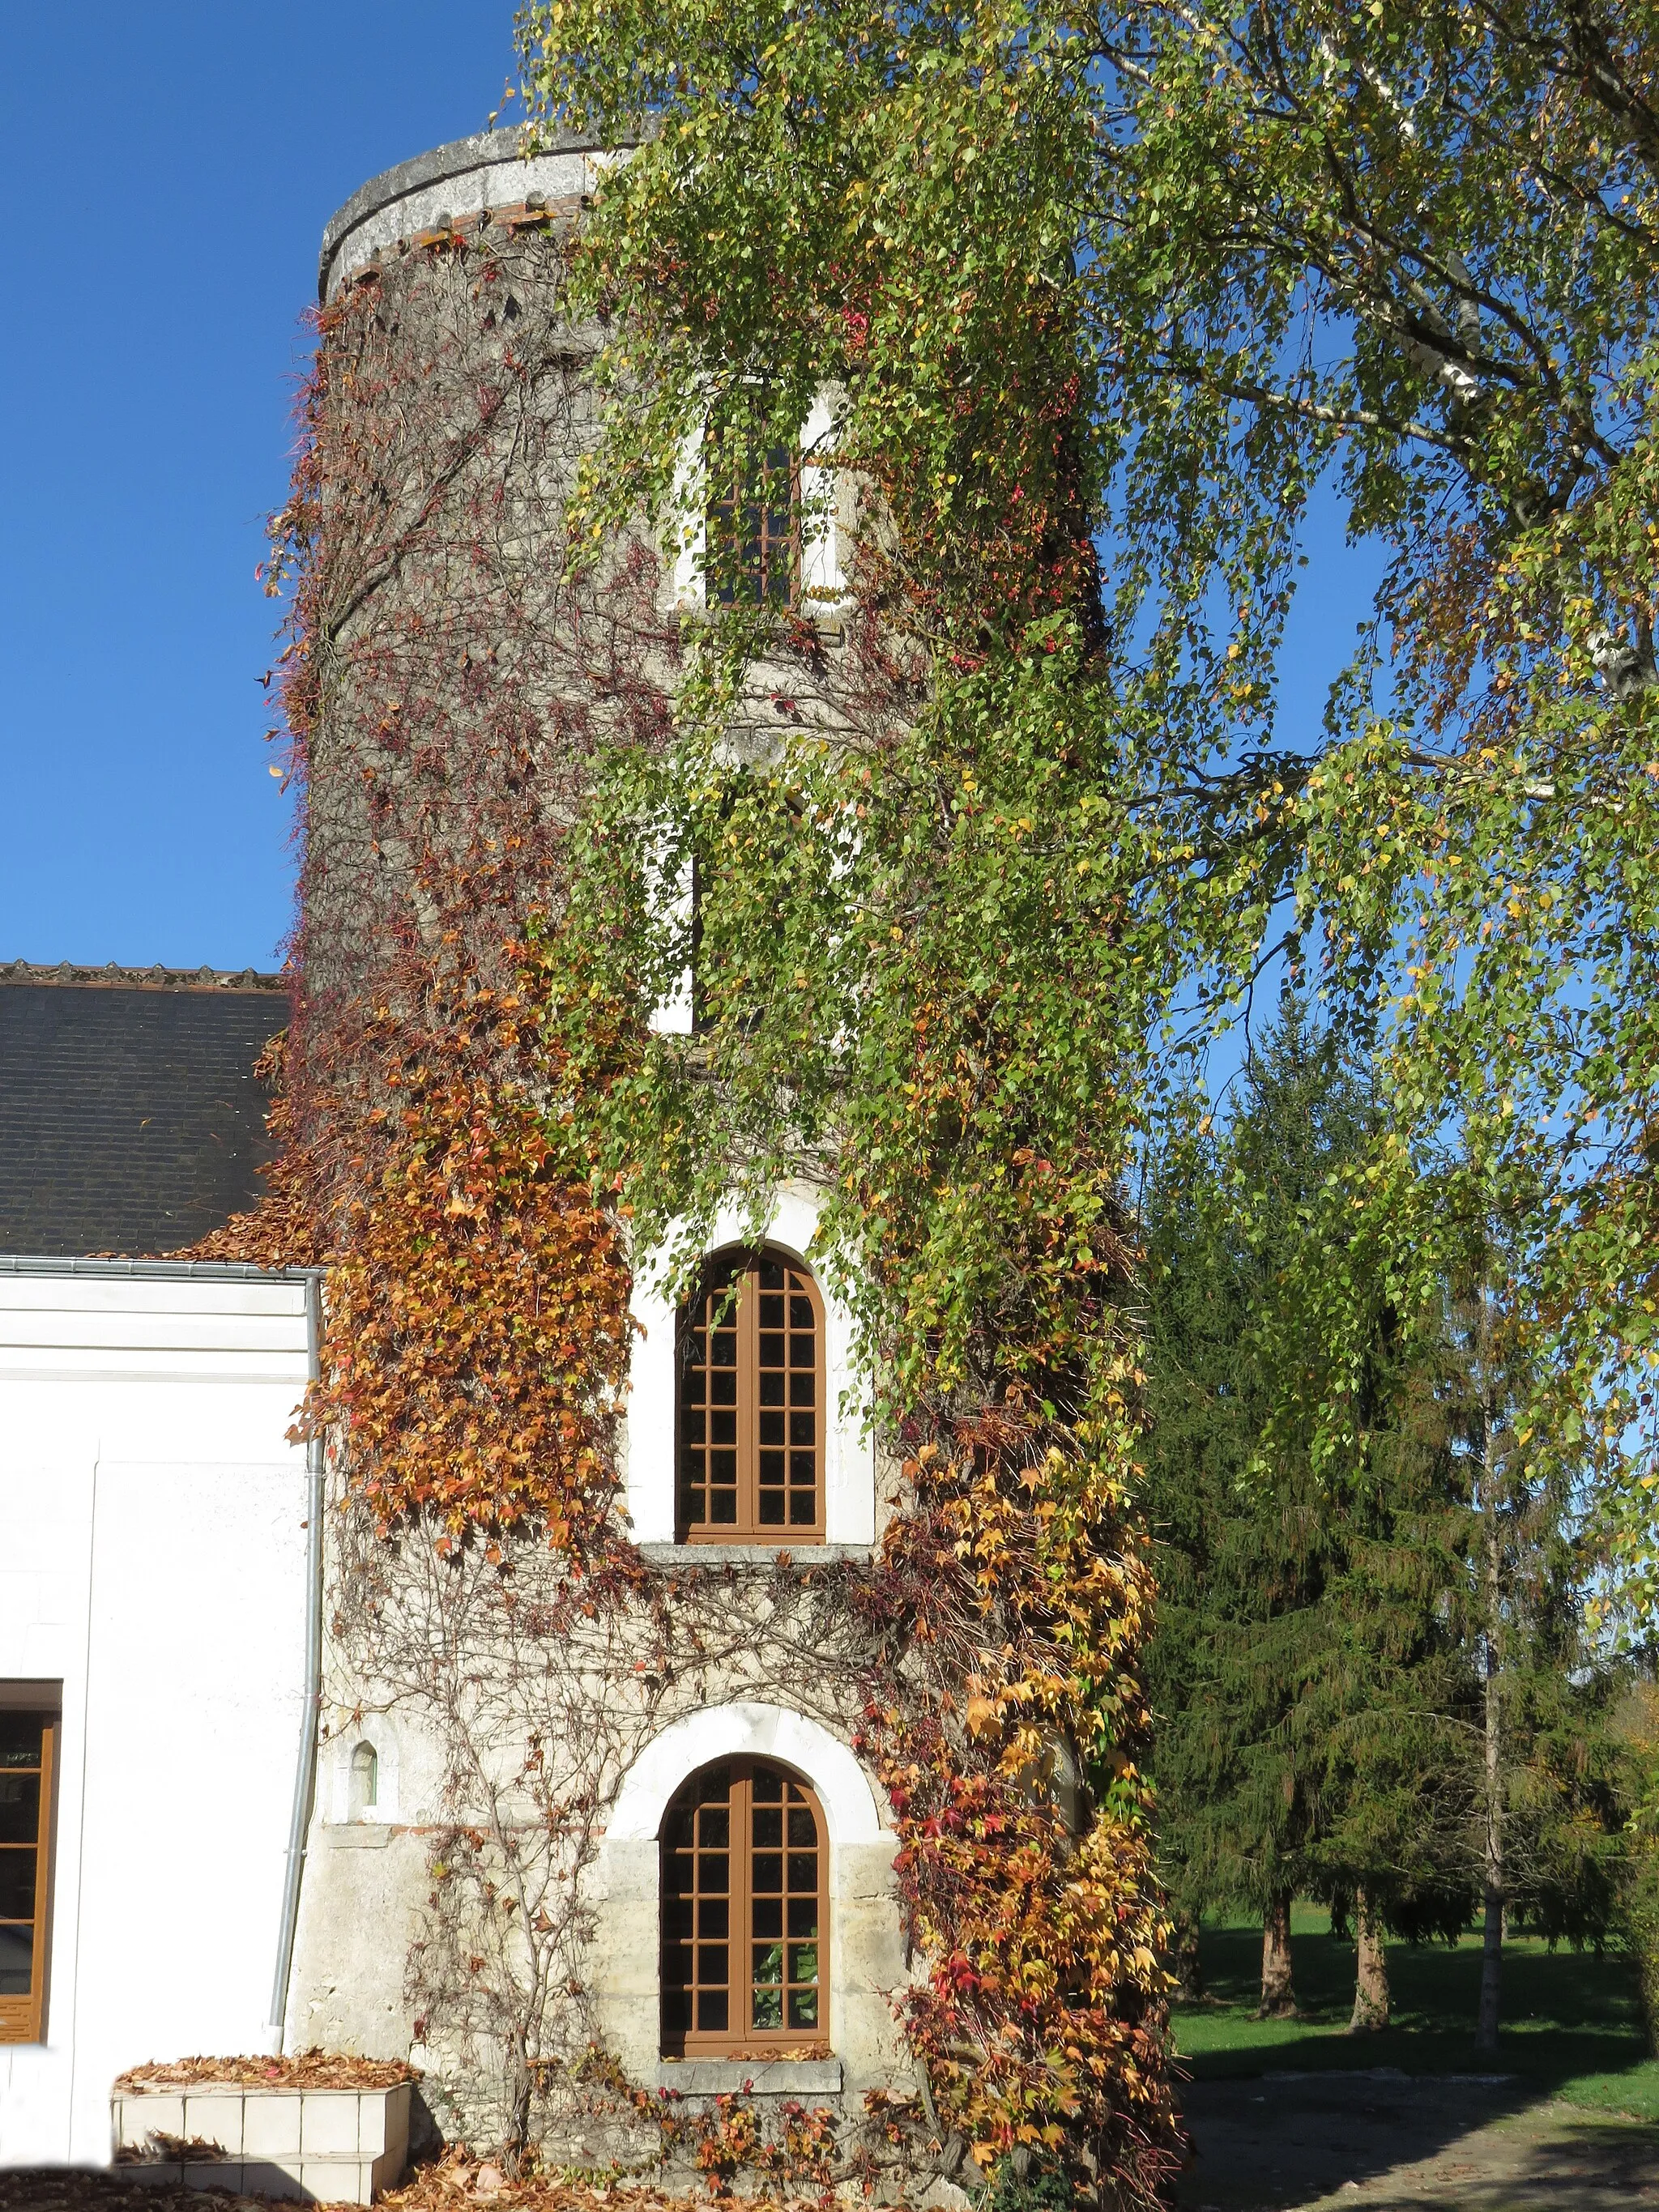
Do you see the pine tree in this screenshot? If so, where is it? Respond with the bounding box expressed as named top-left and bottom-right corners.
top-left (1141, 1001), bottom-right (1473, 2023)
top-left (1143, 1011), bottom-right (1636, 2040)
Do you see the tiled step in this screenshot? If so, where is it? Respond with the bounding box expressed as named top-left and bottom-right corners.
top-left (113, 2082), bottom-right (411, 2206)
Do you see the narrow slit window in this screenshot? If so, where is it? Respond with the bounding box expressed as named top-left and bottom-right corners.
top-left (677, 1249), bottom-right (825, 1543)
top-left (660, 1758), bottom-right (825, 2058)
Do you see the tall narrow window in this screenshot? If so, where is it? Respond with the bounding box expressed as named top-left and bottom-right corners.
top-left (0, 1707), bottom-right (56, 2044)
top-left (660, 1759), bottom-right (826, 2058)
top-left (677, 1248), bottom-right (825, 1541)
top-left (707, 432), bottom-right (797, 608)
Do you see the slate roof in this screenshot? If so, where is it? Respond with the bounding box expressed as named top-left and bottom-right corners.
top-left (0, 963), bottom-right (287, 1258)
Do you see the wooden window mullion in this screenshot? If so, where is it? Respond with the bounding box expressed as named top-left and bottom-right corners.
top-left (32, 1721), bottom-right (53, 2042)
top-left (739, 1271), bottom-right (757, 1538)
top-left (731, 1767), bottom-right (753, 2039)
top-left (0, 1711), bottom-right (53, 2046)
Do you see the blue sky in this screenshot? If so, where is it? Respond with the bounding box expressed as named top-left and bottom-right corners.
top-left (0, 3), bottom-right (519, 970)
top-left (0, 6), bottom-right (1382, 974)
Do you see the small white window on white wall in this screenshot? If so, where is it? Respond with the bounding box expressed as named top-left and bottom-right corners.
top-left (329, 1720), bottom-right (399, 1825)
top-left (624, 1184), bottom-right (875, 1548)
top-left (348, 1742), bottom-right (378, 1820)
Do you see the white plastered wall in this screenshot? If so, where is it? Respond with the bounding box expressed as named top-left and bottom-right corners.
top-left (591, 1702), bottom-right (906, 2092)
top-left (621, 1183), bottom-right (874, 1546)
top-left (0, 1268), bottom-right (312, 2168)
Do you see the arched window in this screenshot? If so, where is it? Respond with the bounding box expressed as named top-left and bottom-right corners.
top-left (660, 1760), bottom-right (826, 2057)
top-left (677, 1249), bottom-right (825, 1542)
top-left (348, 1741), bottom-right (378, 1820)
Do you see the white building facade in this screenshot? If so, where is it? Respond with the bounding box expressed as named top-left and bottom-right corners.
top-left (0, 1260), bottom-right (318, 2166)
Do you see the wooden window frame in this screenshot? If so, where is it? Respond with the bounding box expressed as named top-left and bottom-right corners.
top-left (676, 1247), bottom-right (827, 1543)
top-left (660, 1758), bottom-right (829, 2060)
top-left (706, 428), bottom-right (800, 612)
top-left (0, 1705), bottom-right (58, 2046)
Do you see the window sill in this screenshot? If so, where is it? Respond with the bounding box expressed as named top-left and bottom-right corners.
top-left (638, 1543), bottom-right (874, 1571)
top-left (655, 2057), bottom-right (842, 2096)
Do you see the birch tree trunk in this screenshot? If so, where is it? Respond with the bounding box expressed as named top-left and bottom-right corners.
top-left (1474, 1287), bottom-right (1505, 2061)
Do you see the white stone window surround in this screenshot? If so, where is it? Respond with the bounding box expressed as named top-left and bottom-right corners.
top-left (672, 390), bottom-right (846, 612)
top-left (593, 1701), bottom-right (903, 2090)
top-left (608, 1702), bottom-right (885, 1848)
top-left (622, 1183), bottom-right (875, 1547)
top-left (324, 1714), bottom-right (402, 1826)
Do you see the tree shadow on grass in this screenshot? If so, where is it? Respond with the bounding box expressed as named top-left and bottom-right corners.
top-left (1175, 2071), bottom-right (1659, 2210)
top-left (1172, 1920), bottom-right (1658, 2209)
top-left (1176, 1921), bottom-right (1651, 2106)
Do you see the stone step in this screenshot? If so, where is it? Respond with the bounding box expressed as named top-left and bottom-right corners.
top-left (113, 2080), bottom-right (411, 2206)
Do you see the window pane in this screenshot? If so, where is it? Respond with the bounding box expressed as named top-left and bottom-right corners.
top-left (753, 1942), bottom-right (783, 1985)
top-left (697, 1990), bottom-right (729, 2032)
top-left (753, 1808), bottom-right (783, 1848)
top-left (0, 1852), bottom-right (36, 1920)
top-left (788, 1987), bottom-right (819, 2029)
top-left (0, 1718), bottom-right (41, 1770)
top-left (0, 1922), bottom-right (33, 1997)
top-left (0, 1777), bottom-right (40, 1845)
top-left (753, 1896), bottom-right (783, 1938)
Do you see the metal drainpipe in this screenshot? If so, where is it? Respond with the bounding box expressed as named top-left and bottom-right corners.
top-left (267, 1268), bottom-right (326, 2053)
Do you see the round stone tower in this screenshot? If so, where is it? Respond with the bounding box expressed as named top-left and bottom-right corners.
top-left (299, 126), bottom-right (668, 1041)
top-left (281, 133), bottom-right (912, 2176)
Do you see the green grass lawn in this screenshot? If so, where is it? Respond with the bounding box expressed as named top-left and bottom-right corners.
top-left (1173, 1904), bottom-right (1659, 2122)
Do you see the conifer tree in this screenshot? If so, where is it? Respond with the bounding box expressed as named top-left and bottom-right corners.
top-left (1144, 1008), bottom-right (1636, 2040)
top-left (1141, 1002), bottom-right (1475, 2023)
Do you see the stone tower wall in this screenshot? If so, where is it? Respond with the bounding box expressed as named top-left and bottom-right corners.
top-left (285, 133), bottom-right (916, 2180)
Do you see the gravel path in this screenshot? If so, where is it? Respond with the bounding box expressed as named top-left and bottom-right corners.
top-left (1177, 2071), bottom-right (1659, 2211)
